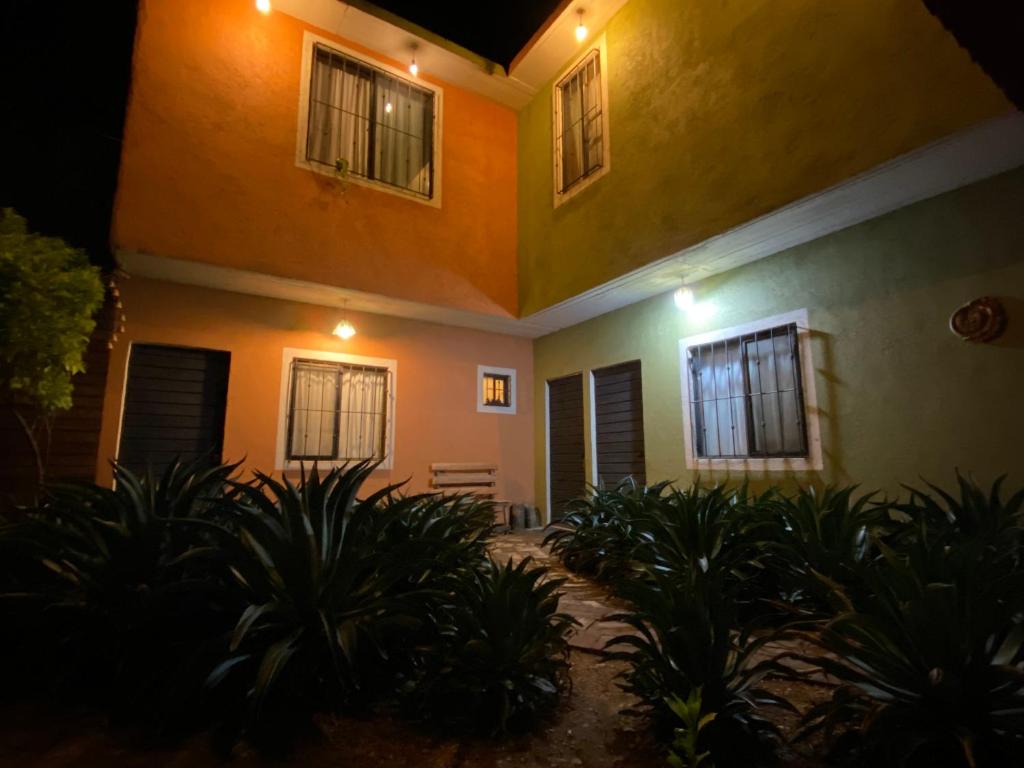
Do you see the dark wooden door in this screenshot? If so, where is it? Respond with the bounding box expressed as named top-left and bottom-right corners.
top-left (547, 373), bottom-right (585, 520)
top-left (593, 360), bottom-right (646, 488)
top-left (117, 344), bottom-right (230, 476)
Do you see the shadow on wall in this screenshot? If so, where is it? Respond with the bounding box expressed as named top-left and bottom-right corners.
top-left (989, 295), bottom-right (1021, 349)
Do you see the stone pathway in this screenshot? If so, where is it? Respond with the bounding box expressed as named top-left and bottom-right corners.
top-left (488, 529), bottom-right (639, 653)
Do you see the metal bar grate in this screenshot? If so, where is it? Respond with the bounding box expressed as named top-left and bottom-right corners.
top-left (687, 322), bottom-right (808, 459)
top-left (555, 49), bottom-right (603, 193)
top-left (287, 359), bottom-right (390, 462)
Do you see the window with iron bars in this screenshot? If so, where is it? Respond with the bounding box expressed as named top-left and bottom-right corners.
top-left (286, 359), bottom-right (390, 462)
top-left (305, 44), bottom-right (435, 199)
top-left (685, 323), bottom-right (808, 459)
top-left (555, 48), bottom-right (603, 194)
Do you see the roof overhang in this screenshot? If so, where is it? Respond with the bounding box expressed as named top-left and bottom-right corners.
top-left (272, 0), bottom-right (630, 110)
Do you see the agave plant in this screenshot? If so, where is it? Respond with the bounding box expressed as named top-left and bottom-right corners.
top-left (407, 557), bottom-right (577, 735)
top-left (752, 485), bottom-right (894, 616)
top-left (792, 476), bottom-right (1024, 767)
top-left (0, 457), bottom-right (240, 734)
top-left (608, 565), bottom-right (793, 766)
top-left (201, 462), bottom-right (438, 746)
top-left (544, 478), bottom-right (671, 583)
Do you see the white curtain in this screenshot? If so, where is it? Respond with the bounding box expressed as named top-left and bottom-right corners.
top-left (689, 339), bottom-right (749, 458)
top-left (308, 49), bottom-right (371, 175)
top-left (337, 366), bottom-right (389, 460)
top-left (289, 363), bottom-right (340, 459)
top-left (560, 73), bottom-right (583, 189)
top-left (289, 363), bottom-right (389, 461)
top-left (375, 75), bottom-right (431, 195)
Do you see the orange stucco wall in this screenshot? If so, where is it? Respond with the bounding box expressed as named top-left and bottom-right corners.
top-left (113, 0), bottom-right (518, 317)
top-left (96, 278), bottom-right (535, 502)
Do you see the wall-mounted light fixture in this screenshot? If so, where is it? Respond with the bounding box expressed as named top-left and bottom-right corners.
top-left (333, 301), bottom-right (356, 340)
top-left (255, 0), bottom-right (271, 14)
top-left (575, 9), bottom-right (588, 42)
top-left (674, 286), bottom-right (716, 321)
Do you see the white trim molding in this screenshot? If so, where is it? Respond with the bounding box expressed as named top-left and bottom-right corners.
top-left (678, 308), bottom-right (823, 473)
top-left (476, 364), bottom-right (518, 415)
top-left (295, 30), bottom-right (444, 208)
top-left (275, 346), bottom-right (398, 471)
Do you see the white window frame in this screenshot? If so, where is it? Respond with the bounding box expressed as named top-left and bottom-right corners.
top-left (295, 30), bottom-right (444, 208)
top-left (276, 347), bottom-right (397, 471)
top-left (477, 365), bottom-right (517, 415)
top-left (678, 309), bottom-right (822, 472)
top-left (552, 34), bottom-right (611, 208)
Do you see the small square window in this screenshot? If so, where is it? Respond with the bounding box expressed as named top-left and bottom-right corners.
top-left (477, 366), bottom-right (517, 415)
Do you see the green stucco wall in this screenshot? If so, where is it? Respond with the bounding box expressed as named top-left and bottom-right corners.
top-left (533, 167), bottom-right (1024, 519)
top-left (517, 0), bottom-right (1010, 315)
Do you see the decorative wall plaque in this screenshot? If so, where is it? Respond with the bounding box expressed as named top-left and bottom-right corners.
top-left (949, 296), bottom-right (1007, 343)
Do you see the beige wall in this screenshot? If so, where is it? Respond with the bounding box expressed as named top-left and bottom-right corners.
top-left (98, 278), bottom-right (535, 501)
top-left (533, 168), bottom-right (1024, 519)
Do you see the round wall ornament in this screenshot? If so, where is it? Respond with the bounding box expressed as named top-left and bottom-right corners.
top-left (948, 296), bottom-right (1007, 343)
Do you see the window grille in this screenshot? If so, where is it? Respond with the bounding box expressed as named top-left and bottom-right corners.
top-left (686, 323), bottom-right (808, 459)
top-left (482, 372), bottom-right (512, 407)
top-left (555, 49), bottom-right (603, 193)
top-left (306, 44), bottom-right (435, 198)
top-left (287, 359), bottom-right (390, 461)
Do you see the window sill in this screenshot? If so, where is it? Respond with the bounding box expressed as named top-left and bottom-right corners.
top-left (278, 457), bottom-right (393, 473)
top-left (685, 455), bottom-right (822, 473)
top-left (295, 159), bottom-right (442, 209)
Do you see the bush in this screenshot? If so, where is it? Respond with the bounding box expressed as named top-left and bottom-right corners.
top-left (0, 457), bottom-right (240, 737)
top-left (406, 556), bottom-right (577, 735)
top-left (792, 475), bottom-right (1024, 767)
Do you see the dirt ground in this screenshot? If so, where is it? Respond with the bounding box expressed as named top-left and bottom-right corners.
top-left (0, 652), bottom-right (831, 768)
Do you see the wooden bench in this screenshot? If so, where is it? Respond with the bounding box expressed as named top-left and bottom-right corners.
top-left (429, 463), bottom-right (511, 527)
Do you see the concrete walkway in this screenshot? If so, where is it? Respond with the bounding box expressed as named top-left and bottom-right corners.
top-left (488, 529), bottom-right (639, 653)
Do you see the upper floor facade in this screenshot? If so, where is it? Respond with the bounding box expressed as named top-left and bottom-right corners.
top-left (113, 0), bottom-right (1015, 323)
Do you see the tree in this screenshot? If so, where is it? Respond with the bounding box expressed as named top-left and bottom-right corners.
top-left (0, 209), bottom-right (104, 484)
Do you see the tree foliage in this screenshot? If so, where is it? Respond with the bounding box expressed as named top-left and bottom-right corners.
top-left (0, 208), bottom-right (103, 413)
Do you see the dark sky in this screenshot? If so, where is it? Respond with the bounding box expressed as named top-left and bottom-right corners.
top-left (372, 1), bottom-right (564, 68)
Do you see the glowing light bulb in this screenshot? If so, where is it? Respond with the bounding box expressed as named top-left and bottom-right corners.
top-left (384, 101), bottom-right (393, 114)
top-left (674, 287), bottom-right (695, 311)
top-left (333, 321), bottom-right (356, 340)
top-left (409, 59), bottom-right (419, 76)
top-left (255, 0), bottom-right (271, 14)
top-left (575, 9), bottom-right (587, 41)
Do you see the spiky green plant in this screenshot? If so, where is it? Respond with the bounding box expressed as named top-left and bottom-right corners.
top-left (667, 687), bottom-right (717, 768)
top-left (201, 462), bottom-right (435, 746)
top-left (0, 457), bottom-right (240, 735)
top-left (751, 485), bottom-right (893, 615)
top-left (544, 478), bottom-right (671, 583)
top-left (407, 557), bottom-right (577, 736)
top-left (791, 475), bottom-right (1024, 767)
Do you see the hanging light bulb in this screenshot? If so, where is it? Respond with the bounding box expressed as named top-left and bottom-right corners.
top-left (674, 287), bottom-right (695, 311)
top-left (575, 9), bottom-right (588, 42)
top-left (384, 101), bottom-right (393, 114)
top-left (333, 320), bottom-right (356, 340)
top-left (409, 57), bottom-right (419, 77)
top-left (255, 0), bottom-right (271, 14)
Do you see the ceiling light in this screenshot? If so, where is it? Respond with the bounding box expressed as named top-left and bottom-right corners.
top-left (333, 320), bottom-right (356, 340)
top-left (575, 9), bottom-right (588, 42)
top-left (384, 101), bottom-right (393, 114)
top-left (409, 58), bottom-right (418, 76)
top-left (255, 0), bottom-right (271, 14)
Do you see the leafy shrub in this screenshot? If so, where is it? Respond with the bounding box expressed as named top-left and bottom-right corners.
top-left (407, 557), bottom-right (577, 735)
top-left (202, 463), bottom-right (428, 747)
top-left (752, 485), bottom-right (893, 616)
top-left (666, 687), bottom-right (716, 768)
top-left (544, 478), bottom-right (670, 583)
top-left (0, 457), bottom-right (239, 735)
top-left (608, 565), bottom-right (792, 766)
top-left (793, 475), bottom-right (1024, 767)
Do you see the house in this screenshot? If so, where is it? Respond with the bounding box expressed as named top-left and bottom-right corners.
top-left (92, 0), bottom-right (1023, 520)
